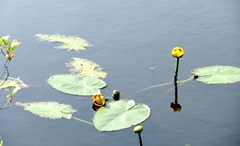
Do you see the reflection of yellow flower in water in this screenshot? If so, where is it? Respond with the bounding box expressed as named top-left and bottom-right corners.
top-left (92, 93), bottom-right (106, 106)
top-left (172, 46), bottom-right (184, 58)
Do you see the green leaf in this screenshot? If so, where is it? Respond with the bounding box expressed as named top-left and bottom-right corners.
top-left (35, 34), bottom-right (91, 51)
top-left (16, 102), bottom-right (77, 119)
top-left (0, 77), bottom-right (28, 89)
top-left (2, 36), bottom-right (9, 41)
top-left (47, 74), bottom-right (106, 96)
top-left (66, 58), bottom-right (107, 79)
top-left (2, 39), bottom-right (9, 46)
top-left (192, 65), bottom-right (240, 84)
top-left (93, 100), bottom-right (151, 131)
top-left (10, 40), bottom-right (21, 51)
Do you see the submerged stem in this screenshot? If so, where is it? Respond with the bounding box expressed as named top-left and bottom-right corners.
top-left (72, 116), bottom-right (93, 125)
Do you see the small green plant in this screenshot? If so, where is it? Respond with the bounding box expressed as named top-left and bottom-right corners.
top-left (0, 36), bottom-right (21, 84)
top-left (0, 36), bottom-right (26, 110)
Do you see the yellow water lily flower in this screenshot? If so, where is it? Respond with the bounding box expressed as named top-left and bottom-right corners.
top-left (92, 93), bottom-right (106, 106)
top-left (172, 46), bottom-right (184, 58)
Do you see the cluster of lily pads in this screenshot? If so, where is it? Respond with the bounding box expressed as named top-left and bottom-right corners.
top-left (1, 34), bottom-right (240, 145)
top-left (15, 34), bottom-right (150, 132)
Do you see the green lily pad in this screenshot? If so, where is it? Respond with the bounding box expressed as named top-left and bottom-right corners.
top-left (192, 65), bottom-right (240, 84)
top-left (35, 34), bottom-right (91, 51)
top-left (47, 74), bottom-right (106, 96)
top-left (16, 102), bottom-right (77, 119)
top-left (93, 100), bottom-right (151, 131)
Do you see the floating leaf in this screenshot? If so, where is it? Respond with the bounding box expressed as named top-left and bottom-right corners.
top-left (0, 77), bottom-right (28, 89)
top-left (47, 74), bottom-right (106, 96)
top-left (66, 58), bottom-right (107, 78)
top-left (35, 34), bottom-right (91, 51)
top-left (93, 100), bottom-right (151, 131)
top-left (192, 65), bottom-right (240, 84)
top-left (16, 102), bottom-right (77, 119)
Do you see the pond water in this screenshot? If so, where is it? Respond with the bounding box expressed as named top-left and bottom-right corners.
top-left (1, 0), bottom-right (240, 146)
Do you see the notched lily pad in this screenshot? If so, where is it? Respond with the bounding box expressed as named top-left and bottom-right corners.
top-left (47, 74), bottom-right (106, 96)
top-left (192, 65), bottom-right (240, 84)
top-left (93, 100), bottom-right (151, 131)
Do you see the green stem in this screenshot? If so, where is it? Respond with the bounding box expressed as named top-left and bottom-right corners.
top-left (72, 116), bottom-right (93, 125)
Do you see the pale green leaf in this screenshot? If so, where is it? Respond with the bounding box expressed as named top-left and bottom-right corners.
top-left (66, 58), bottom-right (107, 79)
top-left (10, 40), bottom-right (22, 48)
top-left (47, 74), bottom-right (106, 96)
top-left (2, 36), bottom-right (9, 40)
top-left (35, 34), bottom-right (91, 51)
top-left (192, 65), bottom-right (240, 84)
top-left (93, 100), bottom-right (151, 131)
top-left (16, 102), bottom-right (77, 119)
top-left (0, 77), bottom-right (28, 89)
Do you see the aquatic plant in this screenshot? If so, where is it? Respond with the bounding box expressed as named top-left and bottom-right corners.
top-left (93, 100), bottom-right (150, 131)
top-left (92, 93), bottom-right (106, 107)
top-left (47, 74), bottom-right (106, 96)
top-left (0, 36), bottom-right (21, 84)
top-left (16, 102), bottom-right (77, 119)
top-left (66, 57), bottom-right (107, 79)
top-left (134, 125), bottom-right (144, 146)
top-left (2, 33), bottom-right (238, 146)
top-left (192, 65), bottom-right (240, 84)
top-left (0, 36), bottom-right (26, 110)
top-left (171, 46), bottom-right (184, 112)
top-left (35, 34), bottom-right (91, 51)
top-left (16, 101), bottom-right (93, 125)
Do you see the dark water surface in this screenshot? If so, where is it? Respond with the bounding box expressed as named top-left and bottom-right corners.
top-left (1, 0), bottom-right (240, 146)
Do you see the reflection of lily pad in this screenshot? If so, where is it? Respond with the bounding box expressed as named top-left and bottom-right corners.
top-left (47, 74), bottom-right (106, 96)
top-left (192, 65), bottom-right (240, 84)
top-left (93, 100), bottom-right (151, 131)
top-left (35, 34), bottom-right (91, 51)
top-left (66, 58), bottom-right (107, 78)
top-left (16, 102), bottom-right (77, 119)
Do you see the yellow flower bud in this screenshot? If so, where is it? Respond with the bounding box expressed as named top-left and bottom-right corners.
top-left (172, 46), bottom-right (184, 58)
top-left (133, 125), bottom-right (143, 133)
top-left (5, 52), bottom-right (15, 60)
top-left (92, 93), bottom-right (106, 106)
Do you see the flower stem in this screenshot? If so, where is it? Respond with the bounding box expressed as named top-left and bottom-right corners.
top-left (138, 133), bottom-right (143, 146)
top-left (174, 58), bottom-right (179, 103)
top-left (72, 116), bottom-right (93, 125)
top-left (174, 58), bottom-right (179, 83)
